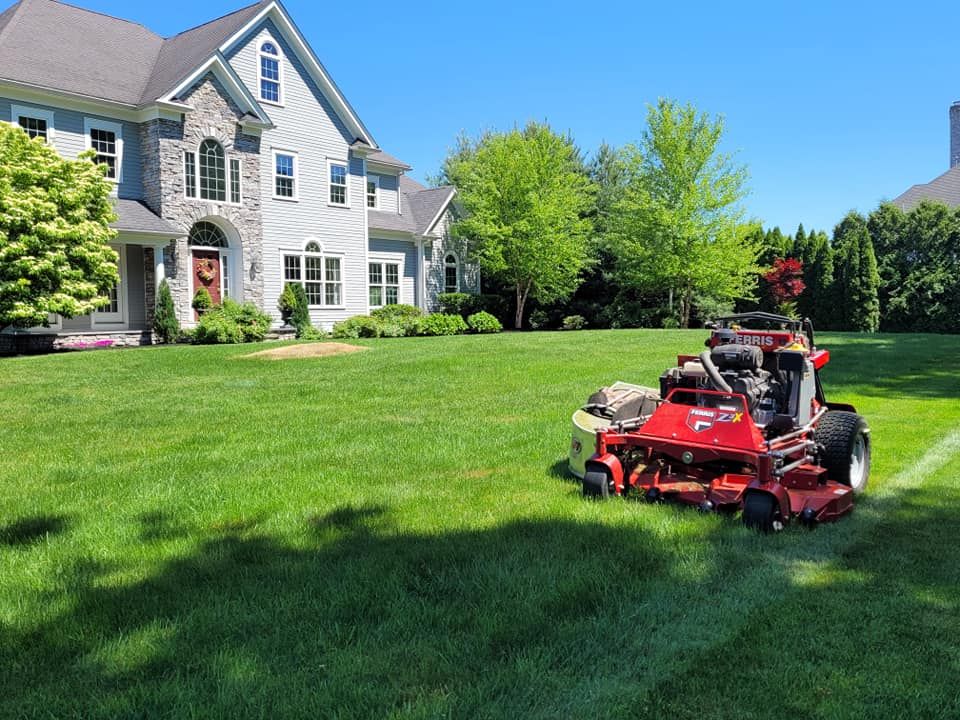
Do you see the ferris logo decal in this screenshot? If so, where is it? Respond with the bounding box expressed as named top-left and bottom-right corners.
top-left (734, 334), bottom-right (775, 347)
top-left (686, 408), bottom-right (743, 432)
top-left (687, 408), bottom-right (716, 433)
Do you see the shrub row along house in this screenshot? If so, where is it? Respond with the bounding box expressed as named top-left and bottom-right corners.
top-left (0, 0), bottom-right (478, 345)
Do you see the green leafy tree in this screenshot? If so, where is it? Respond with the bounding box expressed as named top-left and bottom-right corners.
top-left (881, 201), bottom-right (960, 332)
top-left (832, 212), bottom-right (880, 332)
top-left (0, 122), bottom-right (118, 328)
top-left (607, 99), bottom-right (761, 327)
top-left (153, 278), bottom-right (180, 343)
top-left (441, 122), bottom-right (596, 328)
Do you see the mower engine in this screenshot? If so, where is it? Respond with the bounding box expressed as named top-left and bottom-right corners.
top-left (660, 344), bottom-right (786, 428)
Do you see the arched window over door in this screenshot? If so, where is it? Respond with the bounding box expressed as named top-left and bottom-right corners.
top-left (444, 253), bottom-right (459, 293)
top-left (189, 221), bottom-right (228, 248)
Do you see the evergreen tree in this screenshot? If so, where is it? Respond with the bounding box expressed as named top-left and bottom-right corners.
top-left (866, 203), bottom-right (907, 326)
top-left (792, 223), bottom-right (811, 261)
top-left (153, 278), bottom-right (180, 343)
top-left (832, 212), bottom-right (880, 332)
top-left (798, 231), bottom-right (834, 328)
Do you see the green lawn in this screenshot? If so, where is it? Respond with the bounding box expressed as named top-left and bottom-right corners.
top-left (2, 330), bottom-right (959, 719)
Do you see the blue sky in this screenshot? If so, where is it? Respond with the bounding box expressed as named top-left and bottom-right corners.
top-left (76, 0), bottom-right (960, 234)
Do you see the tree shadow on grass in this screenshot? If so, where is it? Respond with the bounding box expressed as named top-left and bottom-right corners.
top-left (2, 483), bottom-right (958, 719)
top-left (0, 514), bottom-right (70, 546)
top-left (639, 475), bottom-right (960, 719)
top-left (0, 504), bottom-right (683, 719)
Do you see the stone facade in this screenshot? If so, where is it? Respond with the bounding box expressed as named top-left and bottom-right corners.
top-left (141, 74), bottom-right (264, 324)
top-left (0, 331), bottom-right (153, 356)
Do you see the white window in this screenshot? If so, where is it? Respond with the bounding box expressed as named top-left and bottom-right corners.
top-left (183, 141), bottom-right (240, 205)
top-left (328, 159), bottom-right (348, 206)
top-left (282, 241), bottom-right (343, 307)
top-left (366, 175), bottom-right (379, 209)
top-left (84, 118), bottom-right (123, 182)
top-left (93, 244), bottom-right (125, 325)
top-left (369, 262), bottom-right (399, 307)
top-left (444, 253), bottom-right (459, 293)
top-left (230, 158), bottom-right (242, 204)
top-left (274, 150), bottom-right (298, 200)
top-left (11, 104), bottom-right (55, 142)
top-left (258, 40), bottom-right (283, 104)
top-left (184, 151), bottom-right (196, 198)
top-left (198, 139), bottom-right (226, 201)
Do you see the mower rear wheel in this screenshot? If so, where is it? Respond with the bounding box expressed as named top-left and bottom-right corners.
top-left (742, 492), bottom-right (780, 533)
top-left (583, 470), bottom-right (612, 499)
top-left (816, 411), bottom-right (870, 494)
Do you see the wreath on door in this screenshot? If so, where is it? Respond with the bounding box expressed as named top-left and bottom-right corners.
top-left (195, 258), bottom-right (218, 283)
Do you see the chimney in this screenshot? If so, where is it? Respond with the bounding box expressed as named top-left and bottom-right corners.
top-left (951, 102), bottom-right (960, 168)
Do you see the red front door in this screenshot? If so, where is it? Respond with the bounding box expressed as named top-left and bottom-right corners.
top-left (193, 249), bottom-right (221, 317)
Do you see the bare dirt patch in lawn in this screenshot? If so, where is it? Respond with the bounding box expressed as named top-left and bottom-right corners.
top-left (242, 342), bottom-right (369, 360)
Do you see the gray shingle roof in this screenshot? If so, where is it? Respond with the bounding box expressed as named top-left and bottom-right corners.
top-left (111, 199), bottom-right (183, 236)
top-left (367, 209), bottom-right (417, 234)
top-left (368, 177), bottom-right (456, 237)
top-left (405, 186), bottom-right (456, 235)
top-left (0, 0), bottom-right (270, 106)
top-left (366, 149), bottom-right (411, 170)
top-left (138, 0), bottom-right (270, 104)
top-left (892, 166), bottom-right (960, 211)
top-left (0, 0), bottom-right (163, 105)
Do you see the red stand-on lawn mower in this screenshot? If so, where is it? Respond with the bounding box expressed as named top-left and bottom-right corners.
top-left (574, 313), bottom-right (870, 531)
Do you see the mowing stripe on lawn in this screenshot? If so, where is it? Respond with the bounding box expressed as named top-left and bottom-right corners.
top-left (549, 426), bottom-right (960, 716)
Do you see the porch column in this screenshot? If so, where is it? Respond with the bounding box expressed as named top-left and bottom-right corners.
top-left (415, 238), bottom-right (425, 310)
top-left (154, 244), bottom-right (166, 288)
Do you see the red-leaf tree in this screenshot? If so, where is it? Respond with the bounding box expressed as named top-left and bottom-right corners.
top-left (764, 257), bottom-right (805, 315)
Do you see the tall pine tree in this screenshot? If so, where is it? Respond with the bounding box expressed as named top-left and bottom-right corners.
top-left (832, 213), bottom-right (880, 332)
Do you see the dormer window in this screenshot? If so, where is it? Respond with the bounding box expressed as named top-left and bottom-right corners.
top-left (259, 40), bottom-right (282, 104)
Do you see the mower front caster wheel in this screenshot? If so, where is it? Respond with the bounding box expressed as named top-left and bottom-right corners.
top-left (742, 493), bottom-right (783, 533)
top-left (583, 470), bottom-right (612, 499)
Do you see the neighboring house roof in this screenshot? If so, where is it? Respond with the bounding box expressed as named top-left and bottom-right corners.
top-left (0, 0), bottom-right (374, 143)
top-left (368, 176), bottom-right (457, 237)
top-left (892, 166), bottom-right (960, 211)
top-left (366, 149), bottom-right (412, 171)
top-left (111, 199), bottom-right (183, 237)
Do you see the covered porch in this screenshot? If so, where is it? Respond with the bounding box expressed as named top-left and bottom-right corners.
top-left (0, 200), bottom-right (183, 353)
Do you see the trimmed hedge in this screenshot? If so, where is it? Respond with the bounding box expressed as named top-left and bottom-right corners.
top-left (467, 311), bottom-right (502, 334)
top-left (419, 313), bottom-right (468, 336)
top-left (193, 300), bottom-right (271, 344)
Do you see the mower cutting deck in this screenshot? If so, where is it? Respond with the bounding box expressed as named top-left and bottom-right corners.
top-left (572, 313), bottom-right (870, 531)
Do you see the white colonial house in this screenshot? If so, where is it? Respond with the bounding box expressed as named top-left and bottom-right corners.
top-left (0, 0), bottom-right (477, 347)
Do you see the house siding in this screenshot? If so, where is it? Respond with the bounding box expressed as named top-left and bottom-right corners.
top-left (369, 238), bottom-right (417, 306)
top-left (370, 172), bottom-right (400, 214)
top-left (0, 97), bottom-right (143, 199)
top-left (425, 210), bottom-right (479, 311)
top-left (226, 19), bottom-right (368, 328)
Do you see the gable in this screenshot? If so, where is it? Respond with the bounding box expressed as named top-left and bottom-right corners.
top-left (218, 3), bottom-right (374, 146)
